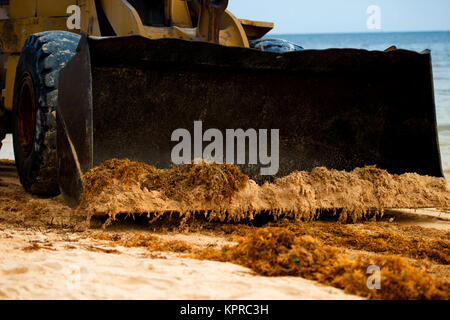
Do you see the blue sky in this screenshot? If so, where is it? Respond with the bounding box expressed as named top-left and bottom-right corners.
top-left (228, 0), bottom-right (450, 34)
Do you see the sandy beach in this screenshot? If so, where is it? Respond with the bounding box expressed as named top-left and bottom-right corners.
top-left (0, 227), bottom-right (361, 300)
top-left (0, 157), bottom-right (360, 299)
top-left (0, 0), bottom-right (449, 305)
top-left (0, 156), bottom-right (449, 299)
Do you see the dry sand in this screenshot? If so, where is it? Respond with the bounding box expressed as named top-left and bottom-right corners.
top-left (0, 227), bottom-right (360, 300)
top-left (0, 159), bottom-right (448, 300)
top-left (0, 160), bottom-right (360, 299)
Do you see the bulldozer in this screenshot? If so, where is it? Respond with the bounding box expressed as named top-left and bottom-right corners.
top-left (0, 0), bottom-right (443, 208)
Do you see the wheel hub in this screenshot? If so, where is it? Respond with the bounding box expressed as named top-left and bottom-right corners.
top-left (16, 74), bottom-right (36, 157)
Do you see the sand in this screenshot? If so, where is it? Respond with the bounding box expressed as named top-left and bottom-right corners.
top-left (0, 135), bottom-right (13, 161)
top-left (0, 160), bottom-right (361, 299)
top-left (0, 159), bottom-right (448, 300)
top-left (0, 227), bottom-right (361, 300)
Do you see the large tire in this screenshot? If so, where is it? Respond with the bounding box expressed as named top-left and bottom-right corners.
top-left (12, 31), bottom-right (80, 196)
top-left (250, 39), bottom-right (303, 52)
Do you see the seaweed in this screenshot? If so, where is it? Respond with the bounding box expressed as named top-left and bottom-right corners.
top-left (79, 159), bottom-right (450, 299)
top-left (90, 222), bottom-right (449, 300)
top-left (157, 162), bottom-right (249, 203)
top-left (78, 159), bottom-right (450, 224)
top-left (91, 232), bottom-right (194, 254)
top-left (196, 228), bottom-right (449, 300)
top-left (278, 222), bottom-right (450, 265)
top-left (80, 159), bottom-right (249, 207)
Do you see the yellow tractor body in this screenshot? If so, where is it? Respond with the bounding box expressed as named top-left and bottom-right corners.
top-left (1, 0), bottom-right (272, 111)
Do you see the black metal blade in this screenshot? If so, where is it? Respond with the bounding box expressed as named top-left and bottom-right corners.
top-left (57, 34), bottom-right (442, 207)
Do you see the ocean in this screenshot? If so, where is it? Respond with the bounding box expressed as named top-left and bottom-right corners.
top-left (1, 31), bottom-right (450, 172)
top-left (277, 31), bottom-right (450, 172)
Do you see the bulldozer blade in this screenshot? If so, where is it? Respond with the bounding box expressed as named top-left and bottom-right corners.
top-left (57, 34), bottom-right (442, 208)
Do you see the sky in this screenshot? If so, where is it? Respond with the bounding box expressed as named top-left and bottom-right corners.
top-left (228, 0), bottom-right (450, 34)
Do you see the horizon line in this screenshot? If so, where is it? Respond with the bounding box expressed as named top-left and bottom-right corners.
top-left (269, 29), bottom-right (450, 36)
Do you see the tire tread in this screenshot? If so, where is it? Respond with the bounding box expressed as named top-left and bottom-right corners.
top-left (14, 31), bottom-right (80, 196)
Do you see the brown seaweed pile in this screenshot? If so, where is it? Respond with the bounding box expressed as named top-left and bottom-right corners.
top-left (78, 159), bottom-right (450, 223)
top-left (91, 224), bottom-right (449, 300)
top-left (198, 221), bottom-right (450, 265)
top-left (198, 228), bottom-right (449, 300)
